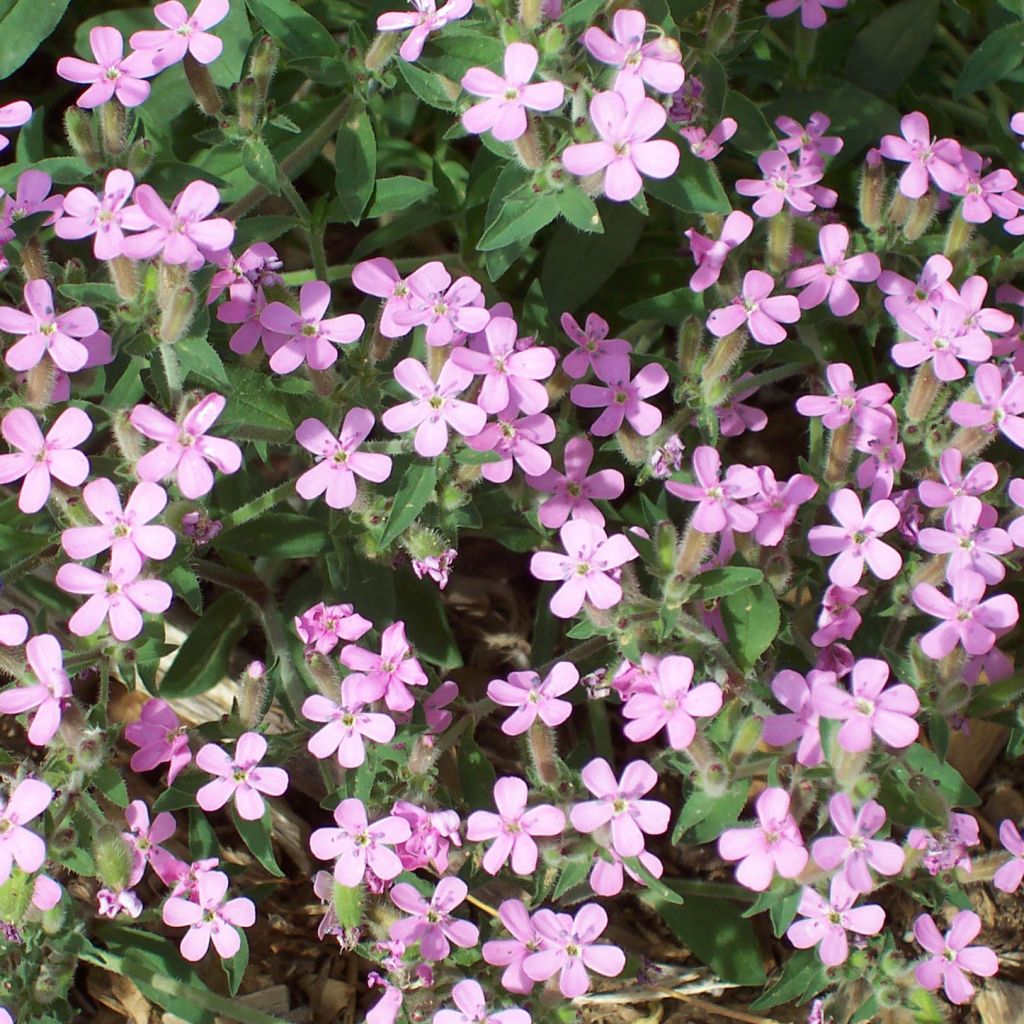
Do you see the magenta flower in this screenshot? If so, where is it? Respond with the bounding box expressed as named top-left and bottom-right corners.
top-left (951, 149), bottom-right (1018, 223)
top-left (765, 0), bottom-right (847, 29)
top-left (56, 563), bottom-right (172, 641)
top-left (163, 869), bottom-right (256, 962)
top-left (665, 446), bottom-right (759, 533)
top-left (55, 169), bottom-right (150, 260)
top-left (391, 262), bottom-right (490, 346)
top-left (775, 112), bottom-right (843, 164)
top-left (811, 794), bottom-right (905, 892)
top-left (680, 117), bottom-right (737, 160)
top-left (795, 362), bottom-right (893, 430)
top-left (302, 678), bottom-right (396, 768)
top-left (524, 904), bottom-right (625, 997)
top-left (482, 900), bottom-right (548, 995)
top-left (260, 281), bottom-right (364, 374)
top-left (526, 436), bottom-right (625, 529)
top-left (487, 661), bottom-right (578, 736)
top-left (0, 279), bottom-right (99, 374)
top-left (123, 800), bottom-right (178, 886)
top-left (195, 732), bottom-right (288, 821)
top-left (340, 621), bottom-right (427, 713)
top-left (122, 181), bottom-right (234, 269)
top-left (465, 412), bottom-right (555, 483)
top-left (392, 801), bottom-right (462, 873)
top-left (130, 393), bottom-right (242, 499)
top-left (918, 495), bottom-right (1012, 585)
top-left (950, 364), bottom-right (1024, 447)
top-left (736, 150), bottom-right (830, 217)
top-left (569, 360), bottom-right (668, 436)
top-left (622, 654), bottom-right (722, 749)
top-left (994, 820), bottom-right (1024, 893)
top-left (559, 312), bottom-right (632, 380)
top-left (124, 698), bottom-right (191, 783)
top-left (294, 601), bottom-right (372, 656)
top-left (461, 43), bottom-right (564, 142)
top-left (0, 779), bottom-right (52, 884)
top-left (786, 224), bottom-right (881, 316)
top-left (685, 210), bottom-right (753, 293)
top-left (529, 520), bottom-right (638, 618)
top-left (814, 657), bottom-right (919, 752)
top-left (811, 584), bottom-right (867, 647)
top-left (466, 776), bottom-right (565, 875)
top-left (382, 356), bottom-right (487, 457)
top-left (808, 489), bottom-right (902, 586)
top-left (1, 170), bottom-right (63, 237)
top-left (0, 100), bottom-right (31, 152)
top-left (434, 979), bottom-right (530, 1024)
top-left (0, 613), bottom-right (27, 647)
top-left (913, 911), bottom-right (998, 1005)
top-left (912, 569), bottom-right (1019, 658)
top-left (707, 269), bottom-right (801, 346)
top-left (295, 410), bottom-right (392, 510)
top-left (786, 876), bottom-right (884, 967)
top-left (762, 668), bottom-right (831, 767)
top-left (377, 0), bottom-right (473, 63)
top-left (310, 798), bottom-right (411, 887)
top-left (129, 0), bottom-right (229, 68)
top-left (747, 467), bottom-right (818, 547)
top-left (582, 9), bottom-right (685, 94)
top-left (56, 27), bottom-right (157, 109)
top-left (390, 876), bottom-right (479, 961)
top-left (61, 479), bottom-right (175, 577)
top-left (570, 759), bottom-right (670, 857)
top-left (718, 787), bottom-right (808, 891)
top-left (450, 316), bottom-right (556, 415)
top-left (562, 90), bottom-right (679, 202)
top-left (0, 407), bottom-right (91, 514)
top-left (0, 635), bottom-right (71, 747)
top-left (879, 112), bottom-right (965, 199)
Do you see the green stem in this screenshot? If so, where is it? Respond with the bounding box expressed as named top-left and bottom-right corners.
top-left (218, 480), bottom-right (296, 531)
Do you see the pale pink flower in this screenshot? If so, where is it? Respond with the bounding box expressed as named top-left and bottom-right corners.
top-left (123, 800), bottom-right (178, 886)
top-left (129, 0), bottom-right (229, 68)
top-left (391, 262), bottom-right (490, 346)
top-left (130, 393), bottom-right (242, 499)
top-left (55, 563), bottom-right (172, 641)
top-left (0, 614), bottom-right (27, 647)
top-left (0, 171), bottom-right (63, 238)
top-left (994, 820), bottom-right (1024, 893)
top-left (765, 0), bottom-right (847, 29)
top-left (124, 698), bottom-right (191, 783)
top-left (685, 210), bottom-right (753, 292)
top-left (163, 869), bottom-right (256, 961)
top-left (747, 467), bottom-right (818, 547)
top-left (295, 410), bottom-right (392, 509)
top-left (877, 253), bottom-right (957, 317)
top-left (808, 489), bottom-right (902, 586)
top-left (718, 787), bottom-right (808, 891)
top-left (622, 655), bottom-right (721, 749)
top-left (795, 362), bottom-right (893, 430)
top-left (707, 269), bottom-right (801, 346)
top-left (352, 257), bottom-right (419, 338)
top-left (914, 910), bottom-right (998, 1005)
top-left (0, 407), bottom-right (91, 514)
top-left (811, 794), bottom-right (904, 892)
top-left (950, 149), bottom-right (1018, 223)
top-left (775, 112), bottom-right (843, 163)
top-left (412, 549), bottom-right (458, 590)
top-left (762, 669), bottom-right (830, 767)
top-left (54, 169), bottom-right (150, 260)
top-left (582, 9), bottom-right (684, 94)
top-left (434, 979), bottom-right (530, 1024)
top-left (1010, 478), bottom-right (1024, 548)
top-left (310, 798), bottom-right (411, 886)
top-left (465, 412), bottom-right (555, 483)
top-left (302, 677), bottom-right (396, 768)
top-left (918, 495), bottom-right (1012, 585)
top-left (97, 887), bottom-right (143, 919)
top-left (879, 112), bottom-right (965, 199)
top-left (392, 801), bottom-right (462, 873)
top-left (680, 117), bottom-right (737, 160)
top-left (390, 876), bottom-right (479, 961)
top-left (340, 621), bottom-right (428, 713)
top-left (377, 0), bottom-right (474, 63)
top-left (892, 301), bottom-right (991, 382)
top-left (786, 875), bottom-right (884, 967)
top-left (811, 584), bottom-right (867, 647)
top-left (467, 776), bottom-right (565, 875)
top-left (559, 312), bottom-right (631, 380)
top-left (0, 778), bottom-right (51, 884)
top-left (589, 844), bottom-right (664, 898)
top-left (524, 904), bottom-right (625, 997)
top-left (482, 900), bottom-right (548, 995)
top-left (0, 100), bottom-right (31, 152)
top-left (665, 445), bottom-right (759, 534)
top-left (294, 601), bottom-right (372, 656)
top-left (526, 436), bottom-right (625, 529)
top-left (912, 569), bottom-right (1019, 658)
top-left (786, 224), bottom-right (881, 316)
top-left (949, 364), bottom-right (1024, 447)
top-left (570, 360), bottom-right (668, 436)
top-left (366, 984), bottom-right (404, 1024)
top-left (0, 279), bottom-right (99, 374)
top-left (649, 434), bottom-right (685, 479)
top-left (487, 661), bottom-right (578, 735)
top-left (736, 150), bottom-right (831, 217)
top-left (195, 732), bottom-right (288, 821)
top-left (56, 27), bottom-right (157, 109)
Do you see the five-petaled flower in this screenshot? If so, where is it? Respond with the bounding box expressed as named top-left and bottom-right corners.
top-left (195, 732), bottom-right (289, 821)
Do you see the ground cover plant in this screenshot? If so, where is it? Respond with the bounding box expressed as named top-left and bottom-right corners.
top-left (3, 0), bottom-right (1024, 1021)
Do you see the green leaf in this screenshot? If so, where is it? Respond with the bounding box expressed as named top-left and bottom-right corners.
top-left (723, 90), bottom-right (776, 155)
top-left (153, 773), bottom-right (204, 813)
top-left (692, 567), bottom-right (765, 601)
top-left (189, 808), bottom-right (220, 860)
top-left (552, 855), bottom-right (593, 899)
top-left (92, 766), bottom-right (129, 808)
top-left (0, 525), bottom-right (51, 573)
top-left (556, 185), bottom-right (604, 233)
top-left (845, 0), bottom-right (940, 97)
top-left (750, 948), bottom-right (828, 1012)
top-left (176, 308), bottom-right (229, 388)
top-left (209, 0), bottom-right (251, 88)
top-left (158, 593), bottom-right (253, 699)
top-left (0, 0), bottom-right (71, 81)
top-left (903, 744), bottom-right (979, 807)
top-left (721, 583), bottom-right (780, 668)
top-left (645, 144), bottom-right (730, 213)
top-left (458, 730), bottom-right (498, 810)
top-left (369, 176), bottom-right (438, 216)
top-left (231, 805), bottom-right (285, 877)
top-left (218, 365), bottom-right (295, 438)
top-left (624, 856), bottom-right (684, 904)
top-left (396, 574), bottom-right (463, 671)
top-left (245, 0), bottom-right (339, 58)
top-left (381, 463), bottom-right (438, 545)
top-left (396, 60), bottom-right (457, 111)
top-left (954, 22), bottom-right (1024, 97)
top-left (221, 931), bottom-right (248, 997)
top-left (333, 102), bottom-right (377, 224)
top-left (454, 447), bottom-right (504, 464)
top-left (477, 187), bottom-right (560, 251)
top-left (671, 779), bottom-right (748, 844)
top-left (242, 139), bottom-right (281, 194)
top-left (216, 513), bottom-right (329, 558)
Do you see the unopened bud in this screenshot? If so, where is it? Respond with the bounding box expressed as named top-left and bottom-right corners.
top-left (539, 21), bottom-right (567, 56)
top-left (905, 361), bottom-right (941, 423)
top-left (108, 255), bottom-right (139, 301)
top-left (674, 521), bottom-right (711, 578)
top-left (513, 121), bottom-right (544, 170)
top-left (250, 35), bottom-right (279, 104)
top-left (616, 423), bottom-right (648, 465)
top-left (126, 137), bottom-right (154, 179)
top-left (943, 203), bottom-right (973, 260)
top-left (676, 317), bottom-right (703, 373)
top-left (93, 826), bottom-right (133, 891)
top-left (701, 332), bottom-right (746, 394)
top-left (654, 520), bottom-right (678, 574)
top-left (62, 258), bottom-right (86, 286)
top-left (0, 868), bottom-right (34, 925)
top-left (858, 156), bottom-right (885, 231)
top-left (236, 76), bottom-right (259, 132)
top-left (239, 660), bottom-right (268, 728)
top-left (184, 54), bottom-right (223, 116)
top-left (159, 285), bottom-right (196, 344)
top-left (64, 107), bottom-right (101, 168)
top-left (364, 32), bottom-right (398, 73)
top-left (766, 211), bottom-right (793, 274)
top-left (518, 0), bottom-right (541, 28)
top-left (902, 192), bottom-right (936, 241)
top-left (729, 717), bottom-right (762, 765)
top-left (100, 100), bottom-right (127, 156)
top-left (705, 1), bottom-right (739, 53)
top-left (308, 652), bottom-right (343, 697)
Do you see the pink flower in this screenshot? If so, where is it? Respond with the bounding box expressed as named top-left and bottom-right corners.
top-left (878, 252), bottom-right (957, 317)
top-left (665, 446), bottom-right (759, 533)
top-left (622, 655), bottom-right (722, 749)
top-left (163, 869), bottom-right (256, 961)
top-left (685, 210), bottom-right (753, 292)
top-left (0, 778), bottom-right (52, 883)
top-left (562, 90), bottom-right (680, 202)
top-left (912, 569), bottom-right (1019, 658)
top-left (412, 550), bottom-right (458, 590)
top-left (467, 777), bottom-right (565, 875)
top-left (294, 602), bottom-right (372, 656)
top-left (879, 112), bottom-right (965, 199)
top-left (392, 801), bottom-right (462, 873)
top-left (461, 43), bottom-right (564, 142)
top-left (950, 149), bottom-right (1018, 223)
top-left (130, 393), bottom-right (242, 499)
top-left (570, 360), bottom-right (669, 436)
top-left (808, 489), bottom-right (902, 586)
top-left (0, 407), bottom-right (91, 514)
top-left (1, 171), bottom-right (63, 239)
top-left (707, 269), bottom-right (801, 346)
top-left (56, 27), bottom-right (157, 109)
top-left (736, 150), bottom-right (831, 217)
top-left (559, 312), bottom-right (631, 380)
top-left (765, 0), bottom-right (847, 29)
top-left (811, 794), bottom-right (904, 892)
top-left (122, 181), bottom-right (234, 269)
top-left (61, 479), bottom-right (175, 577)
top-left (366, 984), bottom-right (404, 1024)
top-left (97, 887), bottom-right (143, 920)
top-left (55, 562), bottom-right (172, 641)
top-left (1009, 478), bottom-right (1024, 548)
top-left (529, 520), bottom-right (638, 618)
top-left (913, 911), bottom-right (998, 1004)
top-left (775, 112), bottom-right (843, 163)
top-left (310, 798), bottom-right (411, 886)
top-left (950, 364), bottom-right (1024, 446)
top-left (123, 800), bottom-right (178, 886)
top-left (465, 412), bottom-right (555, 483)
top-left (377, 0), bottom-right (473, 63)
top-left (391, 262), bottom-right (490, 346)
top-left (302, 678), bottom-right (396, 768)
top-left (351, 257), bottom-right (418, 338)
top-left (917, 495), bottom-right (1012, 585)
top-left (786, 224), bottom-right (881, 316)
top-left (570, 759), bottom-right (670, 858)
top-left (582, 9), bottom-right (684, 94)
top-left (0, 100), bottom-right (31, 152)
top-left (919, 449), bottom-right (998, 509)
top-left (994, 820), bottom-right (1024, 893)
top-left (524, 904), bottom-right (625, 997)
top-left (434, 979), bottom-right (530, 1024)
top-left (762, 669), bottom-right (830, 767)
top-left (129, 0), bottom-right (229, 68)
top-left (795, 362), bottom-right (893, 430)
top-left (0, 614), bottom-right (27, 647)
top-left (892, 301), bottom-right (992, 382)
top-left (786, 875), bottom-right (884, 966)
top-left (482, 900), bottom-right (548, 995)
top-left (526, 436), bottom-right (625, 529)
top-left (295, 410), bottom-right (392, 509)
top-left (747, 467), bottom-right (818, 547)
top-left (340, 621), bottom-right (428, 713)
top-left (487, 661), bottom-right (578, 735)
top-left (814, 657), bottom-right (919, 752)
top-left (389, 876), bottom-right (479, 961)
top-left (0, 279), bottom-right (99, 374)
top-left (195, 732), bottom-right (288, 821)
top-left (718, 787), bottom-right (808, 891)
top-left (260, 281), bottom-right (364, 374)
top-left (124, 698), bottom-right (191, 783)
top-left (811, 584), bottom-right (867, 647)
top-left (382, 357), bottom-right (488, 457)
top-left (54, 169), bottom-right (150, 260)
top-left (680, 117), bottom-right (737, 160)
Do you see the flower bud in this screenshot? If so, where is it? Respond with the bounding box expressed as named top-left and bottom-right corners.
top-left (653, 520), bottom-right (678, 574)
top-left (676, 317), bottom-right (703, 373)
top-left (729, 717), bottom-right (762, 765)
top-left (93, 826), bottom-right (133, 892)
top-left (108, 255), bottom-right (140, 301)
top-left (99, 99), bottom-right (127, 157)
top-left (40, 899), bottom-right (67, 936)
top-left (158, 285), bottom-right (197, 345)
top-left (0, 868), bottom-right (34, 925)
top-left (184, 53), bottom-right (223, 115)
top-left (539, 21), bottom-right (567, 56)
top-left (236, 76), bottom-right (260, 133)
top-left (62, 258), bottom-right (86, 287)
top-left (74, 728), bottom-right (107, 773)
top-left (249, 34), bottom-right (279, 104)
top-left (857, 156), bottom-right (886, 231)
top-left (64, 107), bottom-right (101, 169)
top-left (518, 0), bottom-right (541, 29)
top-left (307, 652), bottom-right (343, 697)
top-left (704, 0), bottom-right (739, 52)
top-left (616, 423), bottom-right (649, 465)
top-left (902, 192), bottom-right (936, 241)
top-left (126, 137), bottom-right (154, 178)
top-left (364, 32), bottom-right (398, 72)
